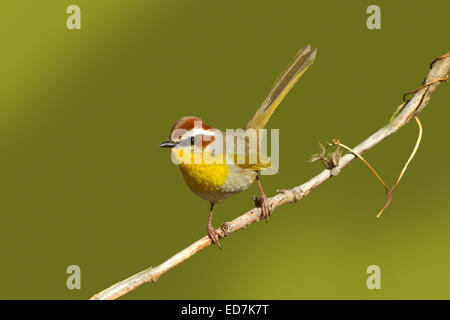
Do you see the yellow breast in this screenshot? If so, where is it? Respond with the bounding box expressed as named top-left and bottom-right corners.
top-left (173, 149), bottom-right (229, 194)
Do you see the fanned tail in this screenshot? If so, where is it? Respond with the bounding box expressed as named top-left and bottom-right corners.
top-left (244, 45), bottom-right (317, 130)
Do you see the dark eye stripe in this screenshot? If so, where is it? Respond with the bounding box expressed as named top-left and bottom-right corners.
top-left (183, 134), bottom-right (215, 149)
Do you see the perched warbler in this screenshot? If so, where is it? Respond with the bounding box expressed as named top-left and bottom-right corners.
top-left (160, 45), bottom-right (316, 247)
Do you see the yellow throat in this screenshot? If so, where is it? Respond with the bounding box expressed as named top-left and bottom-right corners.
top-left (172, 149), bottom-right (229, 194)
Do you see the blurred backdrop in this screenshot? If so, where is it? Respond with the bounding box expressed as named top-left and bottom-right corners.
top-left (0, 0), bottom-right (449, 299)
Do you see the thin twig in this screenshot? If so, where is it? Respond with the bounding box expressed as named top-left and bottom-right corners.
top-left (377, 116), bottom-right (423, 218)
top-left (402, 77), bottom-right (448, 102)
top-left (336, 140), bottom-right (389, 194)
top-left (90, 52), bottom-right (450, 300)
top-left (334, 114), bottom-right (423, 218)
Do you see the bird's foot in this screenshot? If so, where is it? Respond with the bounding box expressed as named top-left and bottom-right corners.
top-left (207, 223), bottom-right (221, 249)
top-left (252, 194), bottom-right (273, 223)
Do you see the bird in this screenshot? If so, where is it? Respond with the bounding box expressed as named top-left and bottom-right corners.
top-left (159, 45), bottom-right (317, 247)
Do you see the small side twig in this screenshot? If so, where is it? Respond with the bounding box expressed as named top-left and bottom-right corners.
top-left (334, 139), bottom-right (389, 194)
top-left (376, 116), bottom-right (423, 218)
top-left (331, 115), bottom-right (423, 218)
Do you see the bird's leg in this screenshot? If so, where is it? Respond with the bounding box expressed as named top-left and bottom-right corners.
top-left (207, 202), bottom-right (221, 248)
top-left (254, 174), bottom-right (272, 223)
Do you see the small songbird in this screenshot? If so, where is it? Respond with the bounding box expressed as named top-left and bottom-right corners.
top-left (159, 45), bottom-right (316, 247)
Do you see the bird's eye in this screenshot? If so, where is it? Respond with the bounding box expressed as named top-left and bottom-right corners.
top-left (190, 137), bottom-right (195, 145)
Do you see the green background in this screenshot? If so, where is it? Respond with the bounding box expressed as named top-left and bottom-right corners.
top-left (0, 0), bottom-right (449, 299)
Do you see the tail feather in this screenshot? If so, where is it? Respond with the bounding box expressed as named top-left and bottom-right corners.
top-left (244, 45), bottom-right (317, 130)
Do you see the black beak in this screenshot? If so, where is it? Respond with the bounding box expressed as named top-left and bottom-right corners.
top-left (159, 140), bottom-right (177, 148)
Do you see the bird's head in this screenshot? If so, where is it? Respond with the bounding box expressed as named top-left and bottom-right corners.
top-left (159, 117), bottom-right (221, 163)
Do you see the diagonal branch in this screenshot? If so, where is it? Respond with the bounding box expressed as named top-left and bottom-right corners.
top-left (90, 52), bottom-right (450, 300)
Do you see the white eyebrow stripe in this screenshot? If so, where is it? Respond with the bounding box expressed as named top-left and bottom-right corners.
top-left (183, 128), bottom-right (216, 138)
